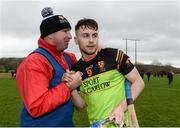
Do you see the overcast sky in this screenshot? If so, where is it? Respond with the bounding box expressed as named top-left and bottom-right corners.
top-left (0, 0), bottom-right (180, 68)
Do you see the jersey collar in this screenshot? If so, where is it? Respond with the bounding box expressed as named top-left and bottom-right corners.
top-left (82, 53), bottom-right (97, 62)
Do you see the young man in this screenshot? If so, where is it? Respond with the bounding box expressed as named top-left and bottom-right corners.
top-left (66, 18), bottom-right (144, 126)
top-left (16, 7), bottom-right (82, 127)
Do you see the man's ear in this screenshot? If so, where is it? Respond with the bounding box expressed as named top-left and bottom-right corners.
top-left (74, 36), bottom-right (78, 45)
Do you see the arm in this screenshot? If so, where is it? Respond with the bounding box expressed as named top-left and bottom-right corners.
top-left (62, 70), bottom-right (85, 111)
top-left (125, 67), bottom-right (144, 127)
top-left (125, 67), bottom-right (145, 101)
top-left (71, 90), bottom-right (85, 111)
top-left (116, 50), bottom-right (144, 105)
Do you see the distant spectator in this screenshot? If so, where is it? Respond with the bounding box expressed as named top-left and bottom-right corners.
top-left (11, 71), bottom-right (15, 78)
top-left (167, 71), bottom-right (174, 86)
top-left (140, 73), bottom-right (144, 79)
top-left (160, 72), bottom-right (164, 78)
top-left (146, 72), bottom-right (151, 82)
top-left (14, 70), bottom-right (16, 77)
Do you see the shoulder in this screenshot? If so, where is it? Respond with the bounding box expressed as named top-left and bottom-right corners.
top-left (99, 48), bottom-right (124, 57)
top-left (100, 47), bottom-right (117, 53)
top-left (16, 52), bottom-right (54, 82)
top-left (17, 52), bottom-right (51, 73)
top-left (21, 51), bottom-right (54, 68)
top-left (24, 53), bottom-right (51, 67)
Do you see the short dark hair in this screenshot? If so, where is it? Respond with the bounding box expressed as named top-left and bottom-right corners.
top-left (75, 18), bottom-right (98, 32)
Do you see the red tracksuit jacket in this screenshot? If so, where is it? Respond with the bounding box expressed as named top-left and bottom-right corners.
top-left (16, 38), bottom-right (77, 118)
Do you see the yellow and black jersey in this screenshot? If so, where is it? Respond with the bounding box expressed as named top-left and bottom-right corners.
top-left (71, 48), bottom-right (134, 125)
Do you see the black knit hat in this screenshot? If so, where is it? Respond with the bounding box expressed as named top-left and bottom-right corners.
top-left (40, 7), bottom-right (71, 38)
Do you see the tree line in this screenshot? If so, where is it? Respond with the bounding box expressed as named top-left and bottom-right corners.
top-left (0, 58), bottom-right (180, 74)
top-left (136, 64), bottom-right (180, 75)
top-left (0, 58), bottom-right (24, 72)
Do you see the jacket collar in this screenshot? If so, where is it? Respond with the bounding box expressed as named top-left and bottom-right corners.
top-left (38, 37), bottom-right (64, 56)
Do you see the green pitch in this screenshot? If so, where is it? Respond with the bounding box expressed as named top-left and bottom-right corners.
top-left (0, 74), bottom-right (180, 126)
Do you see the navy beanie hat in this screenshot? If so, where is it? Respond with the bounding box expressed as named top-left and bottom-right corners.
top-left (40, 7), bottom-right (71, 38)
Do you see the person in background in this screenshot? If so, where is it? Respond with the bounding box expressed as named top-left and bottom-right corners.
top-left (16, 7), bottom-right (82, 127)
top-left (146, 72), bottom-right (151, 82)
top-left (167, 70), bottom-right (174, 86)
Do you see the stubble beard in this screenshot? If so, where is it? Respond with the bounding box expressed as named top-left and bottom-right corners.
top-left (81, 47), bottom-right (98, 56)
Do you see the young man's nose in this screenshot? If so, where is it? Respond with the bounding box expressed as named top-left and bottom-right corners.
top-left (89, 36), bottom-right (94, 43)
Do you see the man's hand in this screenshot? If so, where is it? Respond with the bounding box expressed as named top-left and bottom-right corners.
top-left (108, 100), bottom-right (127, 127)
top-left (109, 106), bottom-right (124, 127)
top-left (62, 70), bottom-right (75, 83)
top-left (62, 70), bottom-right (82, 91)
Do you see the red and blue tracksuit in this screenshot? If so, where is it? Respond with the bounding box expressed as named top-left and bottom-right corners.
top-left (16, 38), bottom-right (77, 126)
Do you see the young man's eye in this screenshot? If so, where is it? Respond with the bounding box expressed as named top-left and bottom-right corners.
top-left (82, 34), bottom-right (89, 37)
top-left (93, 34), bottom-right (98, 38)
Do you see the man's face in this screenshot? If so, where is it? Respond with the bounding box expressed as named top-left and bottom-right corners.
top-left (51, 28), bottom-right (72, 51)
top-left (75, 26), bottom-right (99, 58)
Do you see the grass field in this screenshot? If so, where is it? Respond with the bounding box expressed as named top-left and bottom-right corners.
top-left (0, 73), bottom-right (180, 127)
